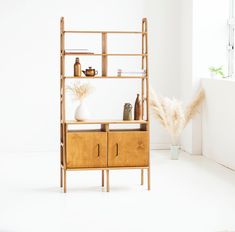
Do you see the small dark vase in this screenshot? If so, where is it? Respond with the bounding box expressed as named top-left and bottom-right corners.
top-left (123, 103), bottom-right (133, 120)
top-left (134, 94), bottom-right (142, 120)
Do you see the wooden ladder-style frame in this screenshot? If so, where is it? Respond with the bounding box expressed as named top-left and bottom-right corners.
top-left (60, 17), bottom-right (150, 193)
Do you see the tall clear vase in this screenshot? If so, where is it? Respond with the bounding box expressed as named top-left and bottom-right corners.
top-left (170, 145), bottom-right (180, 160)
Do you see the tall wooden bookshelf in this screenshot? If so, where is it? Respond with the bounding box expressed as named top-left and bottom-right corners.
top-left (60, 17), bottom-right (150, 192)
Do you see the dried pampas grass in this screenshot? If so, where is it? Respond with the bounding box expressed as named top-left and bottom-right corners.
top-left (67, 81), bottom-right (94, 101)
top-left (184, 88), bottom-right (205, 126)
top-left (150, 87), bottom-right (205, 144)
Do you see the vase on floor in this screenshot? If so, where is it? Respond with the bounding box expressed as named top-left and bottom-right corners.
top-left (170, 145), bottom-right (180, 160)
top-left (74, 100), bottom-right (90, 121)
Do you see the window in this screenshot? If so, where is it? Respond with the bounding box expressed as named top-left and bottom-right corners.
top-left (228, 0), bottom-right (235, 77)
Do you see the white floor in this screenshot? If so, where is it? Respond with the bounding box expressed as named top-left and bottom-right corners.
top-left (0, 150), bottom-right (235, 232)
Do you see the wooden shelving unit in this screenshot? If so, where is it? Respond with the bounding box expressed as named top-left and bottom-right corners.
top-left (60, 17), bottom-right (150, 192)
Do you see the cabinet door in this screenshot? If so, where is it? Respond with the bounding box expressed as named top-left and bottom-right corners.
top-left (66, 132), bottom-right (107, 168)
top-left (108, 131), bottom-right (149, 167)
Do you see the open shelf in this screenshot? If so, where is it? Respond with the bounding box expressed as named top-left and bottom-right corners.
top-left (63, 76), bottom-right (147, 79)
top-left (64, 31), bottom-right (147, 34)
top-left (64, 52), bottom-right (148, 56)
top-left (64, 120), bottom-right (148, 125)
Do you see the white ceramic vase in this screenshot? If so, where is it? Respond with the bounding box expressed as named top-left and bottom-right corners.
top-left (170, 145), bottom-right (180, 160)
top-left (74, 100), bottom-right (90, 121)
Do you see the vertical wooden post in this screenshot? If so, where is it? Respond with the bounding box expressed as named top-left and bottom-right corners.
top-left (60, 17), bottom-right (67, 192)
top-left (147, 168), bottom-right (150, 191)
top-left (141, 19), bottom-right (145, 120)
top-left (141, 169), bottom-right (144, 185)
top-left (106, 170), bottom-right (110, 192)
top-left (102, 33), bottom-right (107, 77)
top-left (60, 17), bottom-right (64, 188)
top-left (64, 169), bottom-right (67, 193)
top-left (102, 170), bottom-right (105, 187)
top-left (143, 18), bottom-right (149, 122)
top-left (60, 167), bottom-right (63, 187)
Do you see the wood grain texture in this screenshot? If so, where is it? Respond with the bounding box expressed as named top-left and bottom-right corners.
top-left (102, 33), bottom-right (107, 76)
top-left (108, 131), bottom-right (149, 167)
top-left (66, 132), bottom-right (107, 168)
top-left (64, 30), bottom-right (146, 34)
top-left (65, 120), bottom-right (147, 125)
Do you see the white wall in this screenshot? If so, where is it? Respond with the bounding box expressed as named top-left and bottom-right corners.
top-left (202, 79), bottom-right (235, 170)
top-left (179, 0), bottom-right (194, 153)
top-left (145, 0), bottom-right (181, 149)
top-left (0, 0), bottom-right (144, 152)
top-left (0, 0), bottom-right (181, 152)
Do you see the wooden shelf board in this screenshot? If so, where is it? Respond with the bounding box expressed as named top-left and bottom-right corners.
top-left (64, 76), bottom-right (147, 79)
top-left (64, 120), bottom-right (148, 125)
top-left (61, 164), bottom-right (149, 171)
top-left (64, 30), bottom-right (147, 34)
top-left (64, 52), bottom-right (148, 56)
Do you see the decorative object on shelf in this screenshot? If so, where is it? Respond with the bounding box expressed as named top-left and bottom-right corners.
top-left (74, 57), bottom-right (82, 77)
top-left (67, 81), bottom-right (94, 121)
top-left (123, 103), bottom-right (133, 120)
top-left (134, 94), bottom-right (142, 120)
top-left (150, 88), bottom-right (205, 160)
top-left (208, 66), bottom-right (225, 78)
top-left (117, 69), bottom-right (146, 77)
top-left (82, 67), bottom-right (98, 77)
top-left (65, 49), bottom-right (94, 55)
top-left (74, 100), bottom-right (90, 121)
top-left (117, 69), bottom-right (122, 77)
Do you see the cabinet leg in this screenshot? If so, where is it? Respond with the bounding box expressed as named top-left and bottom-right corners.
top-left (106, 170), bottom-right (110, 192)
top-left (141, 169), bottom-right (144, 185)
top-left (60, 167), bottom-right (63, 188)
top-left (147, 168), bottom-right (150, 191)
top-left (63, 169), bottom-right (67, 193)
top-left (102, 170), bottom-right (105, 187)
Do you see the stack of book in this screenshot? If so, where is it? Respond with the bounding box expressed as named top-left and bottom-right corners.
top-left (117, 69), bottom-right (146, 77)
top-left (65, 49), bottom-right (94, 54)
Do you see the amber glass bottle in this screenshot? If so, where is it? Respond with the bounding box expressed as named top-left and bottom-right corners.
top-left (134, 94), bottom-right (142, 120)
top-left (74, 57), bottom-right (81, 77)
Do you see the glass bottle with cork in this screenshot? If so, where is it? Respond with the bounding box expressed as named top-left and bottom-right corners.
top-left (74, 57), bottom-right (81, 77)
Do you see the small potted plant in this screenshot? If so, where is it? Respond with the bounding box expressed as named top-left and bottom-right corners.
top-left (209, 66), bottom-right (225, 78)
top-left (150, 88), bottom-right (205, 159)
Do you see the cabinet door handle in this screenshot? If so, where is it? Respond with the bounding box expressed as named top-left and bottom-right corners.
top-left (97, 144), bottom-right (100, 157)
top-left (116, 143), bottom-right (119, 156)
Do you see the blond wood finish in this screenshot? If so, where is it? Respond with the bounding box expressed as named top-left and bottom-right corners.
top-left (66, 132), bottom-right (107, 168)
top-left (64, 52), bottom-right (147, 56)
top-left (102, 170), bottom-right (105, 187)
top-left (65, 120), bottom-right (147, 125)
top-left (141, 169), bottom-right (144, 185)
top-left (108, 131), bottom-right (149, 167)
top-left (102, 33), bottom-right (107, 76)
top-left (64, 76), bottom-right (147, 79)
top-left (106, 170), bottom-right (110, 192)
top-left (64, 169), bottom-right (66, 193)
top-left (147, 167), bottom-right (150, 190)
top-left (64, 30), bottom-right (146, 34)
top-left (62, 166), bottom-right (149, 171)
top-left (59, 17), bottom-right (150, 192)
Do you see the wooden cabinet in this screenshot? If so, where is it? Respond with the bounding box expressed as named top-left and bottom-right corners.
top-left (66, 131), bottom-right (148, 168)
top-left (66, 132), bottom-right (107, 168)
top-left (108, 131), bottom-right (149, 167)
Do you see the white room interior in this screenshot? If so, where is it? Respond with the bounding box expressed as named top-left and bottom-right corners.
top-left (1, 0), bottom-right (235, 231)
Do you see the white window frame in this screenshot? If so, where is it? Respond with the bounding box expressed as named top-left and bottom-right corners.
top-left (228, 0), bottom-right (235, 77)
